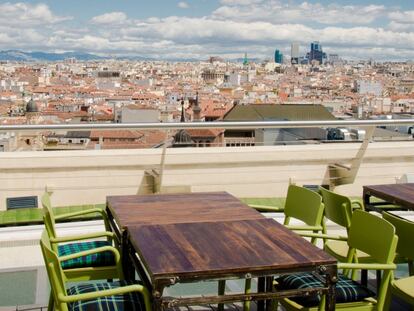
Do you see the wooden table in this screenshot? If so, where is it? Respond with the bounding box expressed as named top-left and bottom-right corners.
top-left (106, 192), bottom-right (264, 239)
top-left (106, 192), bottom-right (266, 300)
top-left (363, 183), bottom-right (414, 212)
top-left (106, 192), bottom-right (337, 311)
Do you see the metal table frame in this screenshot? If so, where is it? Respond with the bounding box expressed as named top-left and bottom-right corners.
top-left (106, 195), bottom-right (337, 311)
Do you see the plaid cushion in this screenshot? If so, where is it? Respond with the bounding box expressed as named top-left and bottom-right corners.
top-left (58, 241), bottom-right (115, 269)
top-left (276, 272), bottom-right (374, 307)
top-left (68, 281), bottom-right (145, 311)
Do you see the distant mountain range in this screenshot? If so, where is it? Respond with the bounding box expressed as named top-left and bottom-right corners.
top-left (0, 50), bottom-right (109, 62)
top-left (0, 50), bottom-right (260, 63)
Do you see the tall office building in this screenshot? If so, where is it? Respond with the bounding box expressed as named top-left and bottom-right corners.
top-left (274, 49), bottom-right (283, 64)
top-left (243, 53), bottom-right (249, 66)
top-left (307, 41), bottom-right (326, 64)
top-left (291, 43), bottom-right (300, 64)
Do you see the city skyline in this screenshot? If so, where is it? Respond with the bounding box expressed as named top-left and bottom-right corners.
top-left (0, 1), bottom-right (413, 61)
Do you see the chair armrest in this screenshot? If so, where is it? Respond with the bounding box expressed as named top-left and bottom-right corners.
top-left (298, 232), bottom-right (348, 241)
top-left (286, 225), bottom-right (323, 231)
top-left (248, 204), bottom-right (284, 213)
top-left (351, 200), bottom-right (364, 210)
top-left (338, 263), bottom-right (396, 270)
top-left (58, 284), bottom-right (151, 305)
top-left (54, 208), bottom-right (107, 220)
top-left (49, 231), bottom-right (115, 244)
top-left (59, 245), bottom-right (120, 263)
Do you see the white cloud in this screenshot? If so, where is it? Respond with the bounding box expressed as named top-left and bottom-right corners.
top-left (388, 21), bottom-right (414, 32)
top-left (0, 2), bottom-right (71, 26)
top-left (178, 2), bottom-right (189, 9)
top-left (213, 1), bottom-right (385, 25)
top-left (220, 0), bottom-right (263, 5)
top-left (91, 12), bottom-right (128, 25)
top-left (115, 17), bottom-right (414, 50)
top-left (0, 1), bottom-right (412, 61)
top-left (388, 11), bottom-right (414, 24)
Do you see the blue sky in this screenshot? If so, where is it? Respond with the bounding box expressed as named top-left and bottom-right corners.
top-left (0, 0), bottom-right (413, 60)
top-left (15, 0), bottom-right (413, 19)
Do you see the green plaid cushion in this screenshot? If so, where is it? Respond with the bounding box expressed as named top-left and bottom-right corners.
top-left (58, 241), bottom-right (115, 269)
top-left (67, 281), bottom-right (145, 311)
top-left (276, 272), bottom-right (374, 307)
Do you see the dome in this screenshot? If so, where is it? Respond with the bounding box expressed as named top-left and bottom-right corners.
top-left (26, 98), bottom-right (38, 113)
top-left (173, 130), bottom-right (194, 147)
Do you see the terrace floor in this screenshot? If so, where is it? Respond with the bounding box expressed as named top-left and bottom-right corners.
top-left (0, 198), bottom-right (412, 310)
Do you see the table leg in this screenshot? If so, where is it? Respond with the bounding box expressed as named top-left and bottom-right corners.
top-left (257, 277), bottom-right (265, 311)
top-left (361, 269), bottom-right (368, 287)
top-left (325, 265), bottom-right (337, 311)
top-left (218, 280), bottom-right (225, 311)
top-left (122, 230), bottom-right (135, 281)
top-left (265, 276), bottom-right (274, 311)
top-left (363, 193), bottom-right (370, 211)
top-left (152, 286), bottom-right (164, 311)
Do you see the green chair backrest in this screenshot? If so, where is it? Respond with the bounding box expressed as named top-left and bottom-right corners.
top-left (284, 185), bottom-right (324, 227)
top-left (348, 210), bottom-right (398, 264)
top-left (319, 187), bottom-right (353, 230)
top-left (40, 230), bottom-right (68, 311)
top-left (42, 192), bottom-right (58, 240)
top-left (383, 212), bottom-right (414, 261)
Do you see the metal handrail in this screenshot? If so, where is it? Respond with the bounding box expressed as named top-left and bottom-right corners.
top-left (0, 119), bottom-right (413, 132)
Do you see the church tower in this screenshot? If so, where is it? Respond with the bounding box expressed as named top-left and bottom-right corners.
top-left (25, 97), bottom-right (39, 124)
top-left (192, 93), bottom-right (201, 122)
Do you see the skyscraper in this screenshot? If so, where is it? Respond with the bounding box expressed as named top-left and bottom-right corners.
top-left (307, 41), bottom-right (326, 64)
top-left (243, 53), bottom-right (248, 66)
top-left (274, 49), bottom-right (283, 64)
top-left (291, 42), bottom-right (300, 64)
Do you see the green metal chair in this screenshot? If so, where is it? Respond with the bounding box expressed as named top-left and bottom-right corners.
top-left (318, 187), bottom-right (370, 265)
top-left (40, 231), bottom-right (151, 311)
top-left (42, 192), bottom-right (121, 279)
top-left (383, 212), bottom-right (414, 275)
top-left (249, 185), bottom-right (325, 243)
top-left (382, 212), bottom-right (414, 309)
top-left (385, 276), bottom-right (414, 309)
top-left (276, 210), bottom-right (398, 311)
top-left (244, 185), bottom-right (325, 311)
top-left (42, 192), bottom-right (123, 311)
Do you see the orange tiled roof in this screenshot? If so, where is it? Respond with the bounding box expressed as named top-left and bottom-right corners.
top-left (90, 130), bottom-right (144, 139)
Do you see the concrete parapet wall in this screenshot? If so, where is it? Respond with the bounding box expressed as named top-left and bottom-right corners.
top-left (0, 142), bottom-right (414, 210)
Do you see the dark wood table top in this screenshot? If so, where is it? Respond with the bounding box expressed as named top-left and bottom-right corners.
top-left (128, 218), bottom-right (336, 282)
top-left (106, 192), bottom-right (264, 230)
top-left (363, 183), bottom-right (414, 210)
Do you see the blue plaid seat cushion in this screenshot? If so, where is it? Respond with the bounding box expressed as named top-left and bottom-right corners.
top-left (276, 272), bottom-right (375, 307)
top-left (58, 241), bottom-right (115, 269)
top-left (67, 281), bottom-right (145, 311)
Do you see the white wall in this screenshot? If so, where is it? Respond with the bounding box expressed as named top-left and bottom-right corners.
top-left (1, 141), bottom-right (414, 210)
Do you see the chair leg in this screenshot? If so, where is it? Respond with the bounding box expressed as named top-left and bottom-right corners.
top-left (376, 270), bottom-right (382, 293)
top-left (383, 283), bottom-right (393, 311)
top-left (244, 278), bottom-right (251, 311)
top-left (47, 290), bottom-right (54, 311)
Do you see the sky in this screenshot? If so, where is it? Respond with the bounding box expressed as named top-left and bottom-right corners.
top-left (0, 0), bottom-right (413, 61)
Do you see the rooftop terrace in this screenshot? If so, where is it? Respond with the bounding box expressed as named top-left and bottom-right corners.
top-left (1, 120), bottom-right (414, 310)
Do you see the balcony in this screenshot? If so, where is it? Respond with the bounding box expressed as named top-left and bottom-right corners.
top-left (0, 120), bottom-right (413, 309)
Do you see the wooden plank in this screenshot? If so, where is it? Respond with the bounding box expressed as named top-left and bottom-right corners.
top-left (128, 218), bottom-right (335, 281)
top-left (107, 192), bottom-right (264, 229)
